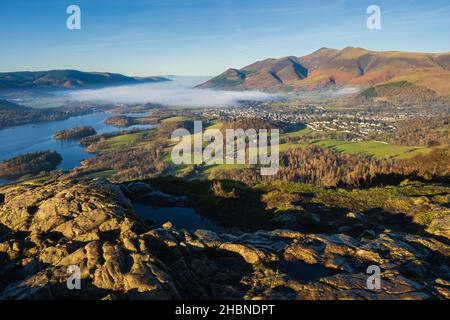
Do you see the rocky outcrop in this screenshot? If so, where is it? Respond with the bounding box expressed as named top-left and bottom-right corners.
top-left (0, 178), bottom-right (449, 300)
top-left (427, 212), bottom-right (450, 239)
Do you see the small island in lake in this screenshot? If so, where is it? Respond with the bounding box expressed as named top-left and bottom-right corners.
top-left (53, 126), bottom-right (97, 140)
top-left (0, 151), bottom-right (62, 179)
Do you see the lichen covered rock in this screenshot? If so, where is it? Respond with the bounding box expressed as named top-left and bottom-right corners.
top-left (0, 178), bottom-right (448, 300)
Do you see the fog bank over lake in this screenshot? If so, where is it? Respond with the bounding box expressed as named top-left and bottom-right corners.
top-left (66, 76), bottom-right (281, 107)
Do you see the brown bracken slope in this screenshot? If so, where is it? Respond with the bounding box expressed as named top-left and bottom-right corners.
top-left (198, 47), bottom-right (450, 96)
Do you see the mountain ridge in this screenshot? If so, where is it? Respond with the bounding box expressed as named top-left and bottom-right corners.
top-left (198, 47), bottom-right (450, 96)
top-left (0, 69), bottom-right (170, 89)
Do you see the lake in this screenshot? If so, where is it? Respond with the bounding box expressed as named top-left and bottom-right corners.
top-left (0, 112), bottom-right (152, 185)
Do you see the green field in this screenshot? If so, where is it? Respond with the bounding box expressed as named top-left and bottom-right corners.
top-left (99, 134), bottom-right (140, 150)
top-left (283, 127), bottom-right (312, 138)
top-left (275, 126), bottom-right (432, 159)
top-left (160, 116), bottom-right (187, 123)
top-left (246, 138), bottom-right (430, 160)
top-left (310, 140), bottom-right (431, 159)
top-left (95, 130), bottom-right (153, 151)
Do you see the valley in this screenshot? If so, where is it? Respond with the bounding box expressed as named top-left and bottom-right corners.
top-left (2, 0), bottom-right (450, 307)
top-left (0, 52), bottom-right (448, 302)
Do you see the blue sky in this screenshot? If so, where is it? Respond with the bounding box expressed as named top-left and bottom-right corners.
top-left (0, 0), bottom-right (449, 76)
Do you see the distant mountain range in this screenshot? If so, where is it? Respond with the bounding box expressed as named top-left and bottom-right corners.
top-left (0, 70), bottom-right (170, 89)
top-left (198, 47), bottom-right (450, 97)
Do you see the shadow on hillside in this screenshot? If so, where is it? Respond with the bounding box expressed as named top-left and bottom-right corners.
top-left (136, 176), bottom-right (449, 244)
top-left (140, 177), bottom-right (273, 232)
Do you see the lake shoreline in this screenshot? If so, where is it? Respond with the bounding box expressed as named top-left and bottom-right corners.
top-left (0, 111), bottom-right (153, 186)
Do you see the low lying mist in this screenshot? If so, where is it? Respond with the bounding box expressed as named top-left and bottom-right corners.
top-left (66, 76), bottom-right (281, 108)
